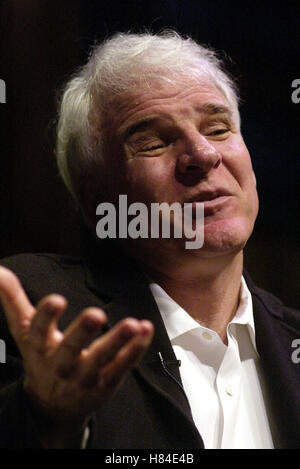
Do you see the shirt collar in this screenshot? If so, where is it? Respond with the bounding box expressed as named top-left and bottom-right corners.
top-left (232, 276), bottom-right (257, 351)
top-left (149, 276), bottom-right (257, 352)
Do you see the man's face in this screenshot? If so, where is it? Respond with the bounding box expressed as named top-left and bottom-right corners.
top-left (105, 77), bottom-right (259, 258)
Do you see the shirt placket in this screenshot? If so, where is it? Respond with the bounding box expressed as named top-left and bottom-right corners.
top-left (216, 332), bottom-right (242, 449)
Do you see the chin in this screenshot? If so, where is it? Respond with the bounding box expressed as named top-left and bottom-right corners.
top-left (199, 217), bottom-right (254, 255)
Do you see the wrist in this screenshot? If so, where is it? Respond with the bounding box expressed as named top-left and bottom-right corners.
top-left (23, 383), bottom-right (91, 448)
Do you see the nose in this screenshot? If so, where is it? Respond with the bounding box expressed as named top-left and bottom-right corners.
top-left (176, 132), bottom-right (222, 178)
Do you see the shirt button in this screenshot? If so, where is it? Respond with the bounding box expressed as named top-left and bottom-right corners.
top-left (202, 331), bottom-right (213, 340)
top-left (225, 385), bottom-right (234, 396)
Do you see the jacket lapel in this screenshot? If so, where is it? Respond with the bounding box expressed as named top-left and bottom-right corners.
top-left (245, 273), bottom-right (300, 449)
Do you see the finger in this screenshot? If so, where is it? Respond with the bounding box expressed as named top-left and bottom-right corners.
top-left (30, 294), bottom-right (68, 352)
top-left (79, 318), bottom-right (153, 387)
top-left (97, 320), bottom-right (154, 390)
top-left (0, 266), bottom-right (35, 338)
top-left (55, 307), bottom-right (108, 378)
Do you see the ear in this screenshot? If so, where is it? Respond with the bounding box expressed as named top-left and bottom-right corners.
top-left (77, 174), bottom-right (101, 226)
top-left (252, 170), bottom-right (257, 187)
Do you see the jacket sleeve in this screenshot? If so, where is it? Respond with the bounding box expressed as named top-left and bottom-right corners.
top-left (0, 254), bottom-right (97, 449)
top-left (0, 317), bottom-right (43, 449)
top-left (0, 377), bottom-right (44, 449)
top-left (0, 255), bottom-right (46, 448)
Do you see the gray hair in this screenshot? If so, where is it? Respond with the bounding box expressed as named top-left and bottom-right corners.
top-left (56, 30), bottom-right (240, 214)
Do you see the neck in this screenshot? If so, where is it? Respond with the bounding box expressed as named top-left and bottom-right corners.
top-left (131, 244), bottom-right (244, 344)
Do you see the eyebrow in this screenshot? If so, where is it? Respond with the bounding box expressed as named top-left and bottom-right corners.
top-left (122, 103), bottom-right (232, 140)
top-left (122, 117), bottom-right (159, 140)
top-left (198, 103), bottom-right (232, 116)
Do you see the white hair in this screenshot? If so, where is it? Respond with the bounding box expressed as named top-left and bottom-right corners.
top-left (56, 30), bottom-right (240, 212)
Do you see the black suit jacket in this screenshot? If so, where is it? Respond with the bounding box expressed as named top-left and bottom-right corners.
top-left (0, 249), bottom-right (299, 449)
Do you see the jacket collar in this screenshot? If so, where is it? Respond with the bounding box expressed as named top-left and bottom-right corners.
top-left (243, 270), bottom-right (284, 319)
top-left (244, 271), bottom-right (300, 448)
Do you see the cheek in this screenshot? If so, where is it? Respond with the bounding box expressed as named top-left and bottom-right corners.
top-left (221, 138), bottom-right (255, 187)
top-left (125, 159), bottom-right (171, 203)
top-left (220, 139), bottom-right (259, 218)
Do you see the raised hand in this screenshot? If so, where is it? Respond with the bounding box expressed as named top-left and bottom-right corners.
top-left (0, 266), bottom-right (154, 447)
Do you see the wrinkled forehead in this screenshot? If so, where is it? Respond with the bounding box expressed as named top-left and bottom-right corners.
top-left (101, 75), bottom-right (235, 140)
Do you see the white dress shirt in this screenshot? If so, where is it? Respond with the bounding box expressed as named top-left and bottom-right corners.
top-left (149, 277), bottom-right (274, 449)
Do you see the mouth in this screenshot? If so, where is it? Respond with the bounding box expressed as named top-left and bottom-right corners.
top-left (183, 190), bottom-right (233, 215)
top-left (185, 189), bottom-right (231, 203)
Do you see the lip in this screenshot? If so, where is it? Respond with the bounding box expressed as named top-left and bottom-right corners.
top-left (186, 189), bottom-right (231, 202)
top-left (184, 190), bottom-right (233, 216)
top-left (199, 195), bottom-right (232, 215)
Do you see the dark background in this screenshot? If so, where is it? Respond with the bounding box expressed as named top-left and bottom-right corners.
top-left (0, 1), bottom-right (299, 308)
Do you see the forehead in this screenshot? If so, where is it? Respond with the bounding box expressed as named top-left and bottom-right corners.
top-left (104, 78), bottom-right (232, 138)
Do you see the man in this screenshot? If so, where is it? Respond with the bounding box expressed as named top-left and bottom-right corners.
top-left (0, 31), bottom-right (299, 449)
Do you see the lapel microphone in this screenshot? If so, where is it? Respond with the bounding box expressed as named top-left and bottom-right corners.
top-left (158, 352), bottom-right (181, 368)
top-left (158, 352), bottom-right (183, 391)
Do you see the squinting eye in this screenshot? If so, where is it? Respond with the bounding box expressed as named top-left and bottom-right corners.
top-left (209, 128), bottom-right (229, 136)
top-left (142, 144), bottom-right (165, 151)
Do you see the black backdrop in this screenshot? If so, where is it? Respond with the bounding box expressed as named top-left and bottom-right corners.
top-left (0, 0), bottom-right (299, 307)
